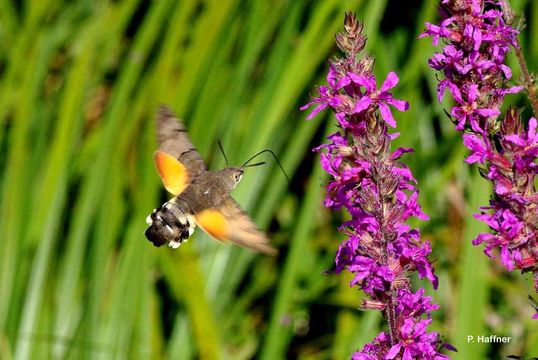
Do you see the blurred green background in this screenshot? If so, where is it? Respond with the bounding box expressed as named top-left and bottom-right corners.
top-left (0, 0), bottom-right (536, 359)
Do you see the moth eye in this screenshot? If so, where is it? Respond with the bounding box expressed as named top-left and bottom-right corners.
top-left (233, 171), bottom-right (243, 183)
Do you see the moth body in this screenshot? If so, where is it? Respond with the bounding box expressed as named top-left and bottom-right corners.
top-left (177, 168), bottom-right (243, 212)
top-left (144, 105), bottom-right (276, 255)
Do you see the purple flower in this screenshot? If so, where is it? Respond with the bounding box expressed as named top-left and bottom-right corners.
top-left (462, 133), bottom-right (490, 164)
top-left (422, 0), bottom-right (538, 299)
top-left (450, 84), bottom-right (500, 132)
top-left (420, 18), bottom-right (457, 46)
top-left (301, 85), bottom-right (340, 121)
top-left (303, 12), bottom-right (449, 358)
top-left (504, 117), bottom-right (538, 160)
top-left (348, 257), bottom-right (394, 296)
top-left (429, 45), bottom-right (471, 75)
top-left (396, 288), bottom-right (439, 318)
top-left (401, 241), bottom-right (439, 289)
top-left (350, 72), bottom-right (409, 128)
top-left (352, 332), bottom-right (390, 360)
top-left (301, 65), bottom-right (351, 120)
top-left (385, 319), bottom-right (448, 360)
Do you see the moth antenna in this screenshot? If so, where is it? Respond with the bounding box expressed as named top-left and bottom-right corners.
top-left (244, 161), bottom-right (266, 168)
top-left (242, 149), bottom-right (290, 183)
top-left (218, 140), bottom-right (229, 166)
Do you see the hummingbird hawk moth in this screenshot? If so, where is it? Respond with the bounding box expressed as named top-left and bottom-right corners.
top-left (145, 105), bottom-right (277, 255)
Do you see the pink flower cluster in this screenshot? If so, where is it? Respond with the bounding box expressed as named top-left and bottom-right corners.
top-left (421, 0), bottom-right (538, 294)
top-left (303, 13), bottom-right (450, 359)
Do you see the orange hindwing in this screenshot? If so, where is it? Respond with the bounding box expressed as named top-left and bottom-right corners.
top-left (195, 199), bottom-right (277, 255)
top-left (154, 150), bottom-right (190, 195)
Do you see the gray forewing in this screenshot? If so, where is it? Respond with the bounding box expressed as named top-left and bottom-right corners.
top-left (156, 105), bottom-right (207, 176)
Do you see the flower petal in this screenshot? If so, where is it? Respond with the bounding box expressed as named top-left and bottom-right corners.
top-left (380, 72), bottom-right (399, 92)
top-left (389, 98), bottom-right (410, 112)
top-left (354, 96), bottom-right (372, 113)
top-left (305, 103), bottom-right (328, 120)
top-left (379, 103), bottom-right (397, 127)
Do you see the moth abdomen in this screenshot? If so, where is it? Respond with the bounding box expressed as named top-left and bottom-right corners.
top-left (145, 200), bottom-right (196, 249)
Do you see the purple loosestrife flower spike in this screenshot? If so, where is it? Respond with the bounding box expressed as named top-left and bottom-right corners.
top-left (303, 12), bottom-right (450, 359)
top-left (422, 0), bottom-right (538, 297)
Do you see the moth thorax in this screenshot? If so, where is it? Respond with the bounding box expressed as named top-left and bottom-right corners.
top-left (145, 200), bottom-right (196, 249)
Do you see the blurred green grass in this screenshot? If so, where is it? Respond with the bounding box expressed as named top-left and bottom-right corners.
top-left (0, 0), bottom-right (536, 359)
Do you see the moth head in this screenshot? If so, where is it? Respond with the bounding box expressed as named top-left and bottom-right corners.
top-left (220, 167), bottom-right (244, 190)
